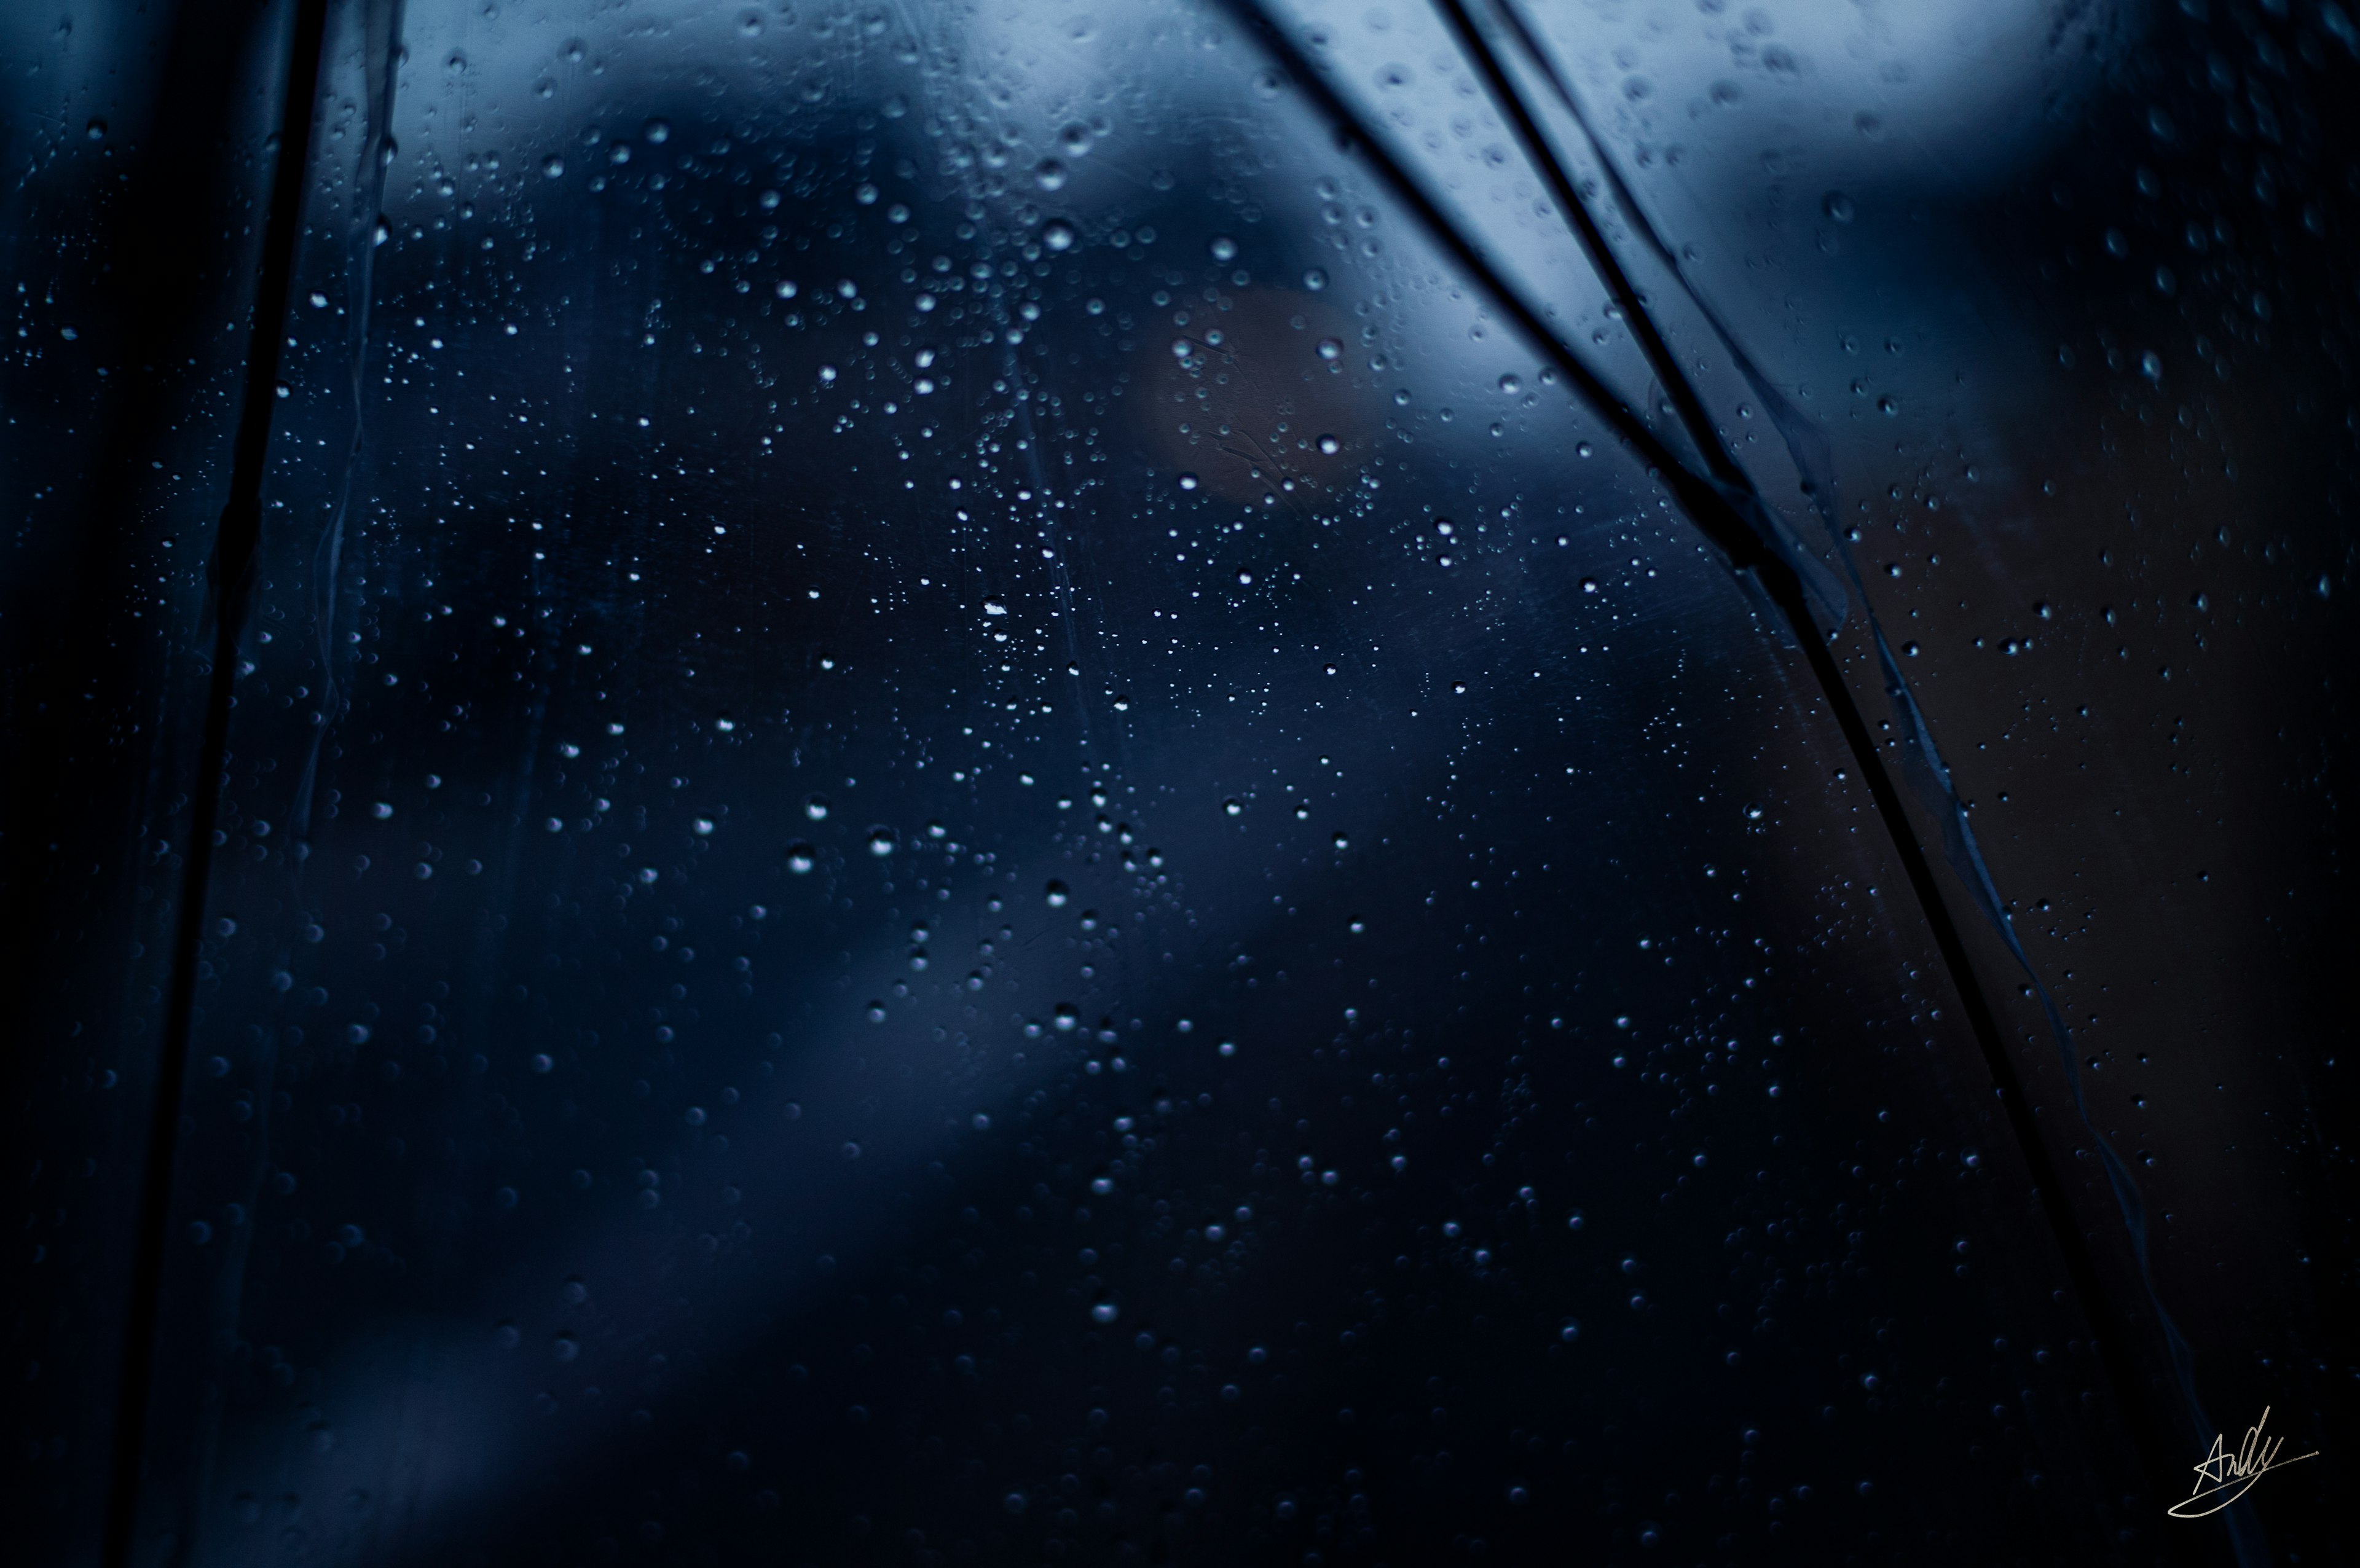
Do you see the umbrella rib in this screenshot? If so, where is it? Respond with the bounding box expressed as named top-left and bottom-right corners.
top-left (102, 4), bottom-right (339, 1566)
top-left (1463, 0), bottom-right (2228, 1535)
top-left (1216, 0), bottom-right (2195, 1527)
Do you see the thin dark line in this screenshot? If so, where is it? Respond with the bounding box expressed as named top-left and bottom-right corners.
top-left (1457, 1), bottom-right (2213, 1537)
top-left (101, 2), bottom-right (332, 1563)
top-left (1217, 0), bottom-right (2197, 1533)
top-left (1210, 2), bottom-right (1774, 574)
top-left (1787, 611), bottom-right (2200, 1540)
top-left (1429, 0), bottom-right (1750, 496)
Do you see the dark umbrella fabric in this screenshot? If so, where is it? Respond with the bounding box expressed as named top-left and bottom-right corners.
top-left (4, 1), bottom-right (2351, 1564)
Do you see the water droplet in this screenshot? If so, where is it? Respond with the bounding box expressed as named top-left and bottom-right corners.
top-left (1224, 799), bottom-right (1244, 817)
top-left (541, 154), bottom-right (565, 179)
top-left (1042, 219), bottom-right (1076, 252)
top-left (1034, 158), bottom-right (1068, 192)
top-left (1332, 831), bottom-right (1349, 850)
top-left (1177, 472), bottom-right (1198, 491)
top-left (1316, 433), bottom-right (1339, 455)
top-left (1316, 337), bottom-right (1343, 361)
top-left (1237, 570), bottom-right (1253, 586)
top-left (1209, 235), bottom-right (1238, 262)
top-left (867, 826), bottom-right (898, 856)
top-left (1303, 267), bottom-right (1328, 291)
top-left (805, 795), bottom-right (830, 820)
top-left (1823, 190), bottom-right (1856, 224)
top-left (643, 119), bottom-right (671, 144)
top-left (85, 119), bottom-right (106, 141)
top-left (1045, 880), bottom-right (1070, 907)
top-left (1581, 578), bottom-right (1599, 594)
top-left (1498, 373), bottom-right (1521, 394)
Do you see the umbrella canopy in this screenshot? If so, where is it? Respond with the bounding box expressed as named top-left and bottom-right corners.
top-left (4, 1), bottom-right (2351, 1562)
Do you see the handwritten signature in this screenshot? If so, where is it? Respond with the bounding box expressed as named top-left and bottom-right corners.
top-left (2168, 1406), bottom-right (2319, 1519)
